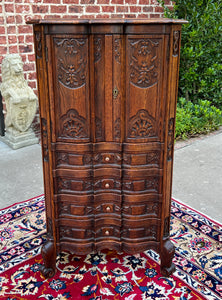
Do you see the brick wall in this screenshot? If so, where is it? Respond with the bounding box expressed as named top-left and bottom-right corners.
top-left (0, 0), bottom-right (173, 136)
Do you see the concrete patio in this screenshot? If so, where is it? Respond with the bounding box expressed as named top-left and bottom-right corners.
top-left (0, 129), bottom-right (222, 223)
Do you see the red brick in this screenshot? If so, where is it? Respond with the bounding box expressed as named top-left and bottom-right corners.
top-left (0, 36), bottom-right (7, 44)
top-left (102, 6), bottom-right (115, 13)
top-left (130, 6), bottom-right (141, 12)
top-left (16, 15), bottom-right (23, 24)
top-left (0, 26), bottom-right (6, 35)
top-left (25, 35), bottom-right (34, 44)
top-left (44, 14), bottom-right (61, 19)
top-left (116, 6), bottom-right (129, 13)
top-left (9, 45), bottom-right (19, 53)
top-left (28, 81), bottom-right (37, 90)
top-left (124, 14), bottom-right (137, 18)
top-left (50, 5), bottom-right (67, 13)
top-left (44, 0), bottom-right (61, 3)
top-left (111, 0), bottom-right (123, 3)
top-left (125, 0), bottom-right (137, 4)
top-left (32, 5), bottom-right (49, 14)
top-left (18, 25), bottom-right (33, 34)
top-left (28, 72), bottom-right (37, 80)
top-left (5, 4), bottom-right (14, 13)
top-left (0, 6), bottom-right (2, 14)
top-left (63, 0), bottom-right (79, 3)
top-left (143, 6), bottom-right (153, 12)
top-left (139, 0), bottom-right (150, 4)
top-left (28, 54), bottom-right (36, 62)
top-left (7, 26), bottom-right (16, 35)
top-left (150, 13), bottom-right (161, 18)
top-left (95, 14), bottom-right (110, 18)
top-left (15, 4), bottom-right (30, 14)
top-left (23, 62), bottom-right (35, 71)
top-left (18, 35), bottom-right (25, 43)
top-left (19, 44), bottom-right (33, 54)
top-left (81, 15), bottom-right (96, 19)
top-left (155, 6), bottom-right (164, 12)
top-left (6, 16), bottom-right (15, 24)
top-left (8, 35), bottom-right (17, 44)
top-left (85, 6), bottom-right (100, 13)
top-left (80, 0), bottom-right (95, 3)
top-left (150, 0), bottom-right (158, 3)
top-left (63, 14), bottom-right (80, 19)
top-left (68, 6), bottom-right (83, 13)
top-left (138, 13), bottom-right (150, 18)
top-left (97, 0), bottom-right (109, 3)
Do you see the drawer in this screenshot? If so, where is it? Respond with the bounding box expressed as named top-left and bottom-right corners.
top-left (122, 219), bottom-right (160, 241)
top-left (59, 226), bottom-right (94, 241)
top-left (55, 176), bottom-right (93, 194)
top-left (55, 201), bottom-right (94, 218)
top-left (94, 178), bottom-right (121, 192)
top-left (95, 202), bottom-right (121, 215)
top-left (94, 152), bottom-right (122, 166)
top-left (56, 152), bottom-right (93, 167)
top-left (122, 201), bottom-right (160, 218)
top-left (122, 177), bottom-right (161, 193)
top-left (95, 226), bottom-right (120, 240)
top-left (123, 151), bottom-right (162, 168)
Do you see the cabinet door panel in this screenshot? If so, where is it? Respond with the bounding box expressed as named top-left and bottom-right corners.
top-left (50, 36), bottom-right (90, 143)
top-left (125, 35), bottom-right (166, 143)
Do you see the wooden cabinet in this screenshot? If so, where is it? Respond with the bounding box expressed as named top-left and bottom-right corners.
top-left (30, 18), bottom-right (186, 277)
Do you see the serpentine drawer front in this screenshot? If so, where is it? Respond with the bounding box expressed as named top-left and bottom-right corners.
top-left (29, 18), bottom-right (187, 278)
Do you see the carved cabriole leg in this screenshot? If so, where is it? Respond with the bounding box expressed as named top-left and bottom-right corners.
top-left (40, 217), bottom-right (56, 278)
top-left (160, 217), bottom-right (176, 276)
top-left (40, 239), bottom-right (56, 278)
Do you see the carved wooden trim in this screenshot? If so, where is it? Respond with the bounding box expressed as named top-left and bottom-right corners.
top-left (35, 31), bottom-right (42, 59)
top-left (128, 109), bottom-right (156, 139)
top-left (173, 31), bottom-right (180, 56)
top-left (114, 38), bottom-right (121, 64)
top-left (163, 216), bottom-right (170, 237)
top-left (41, 118), bottom-right (49, 162)
top-left (55, 38), bottom-right (87, 89)
top-left (114, 117), bottom-right (121, 140)
top-left (167, 118), bottom-right (174, 161)
top-left (94, 37), bottom-right (102, 63)
top-left (129, 38), bottom-right (159, 88)
top-left (60, 109), bottom-right (89, 139)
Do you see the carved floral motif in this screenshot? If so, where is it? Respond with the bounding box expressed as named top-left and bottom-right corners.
top-left (173, 31), bottom-right (180, 56)
top-left (60, 109), bottom-right (89, 139)
top-left (114, 38), bottom-right (121, 64)
top-left (41, 118), bottom-right (49, 162)
top-left (128, 109), bottom-right (156, 139)
top-left (94, 37), bottom-right (102, 63)
top-left (129, 39), bottom-right (159, 88)
top-left (55, 38), bottom-right (87, 88)
top-left (167, 118), bottom-right (174, 161)
top-left (35, 31), bottom-right (42, 59)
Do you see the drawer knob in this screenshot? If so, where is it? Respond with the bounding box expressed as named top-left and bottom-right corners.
top-left (105, 230), bottom-right (110, 235)
top-left (105, 183), bottom-right (110, 188)
top-left (106, 206), bottom-right (111, 212)
top-left (105, 156), bottom-right (110, 162)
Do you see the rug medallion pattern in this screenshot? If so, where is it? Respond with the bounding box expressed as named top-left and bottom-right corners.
top-left (0, 195), bottom-right (221, 299)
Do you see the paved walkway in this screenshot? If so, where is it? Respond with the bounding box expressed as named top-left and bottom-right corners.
top-left (0, 129), bottom-right (221, 223)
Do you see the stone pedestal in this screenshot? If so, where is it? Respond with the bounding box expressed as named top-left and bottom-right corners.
top-left (0, 54), bottom-right (38, 149)
top-left (0, 129), bottom-right (38, 150)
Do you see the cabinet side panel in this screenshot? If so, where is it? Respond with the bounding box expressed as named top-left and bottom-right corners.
top-left (33, 26), bottom-right (56, 248)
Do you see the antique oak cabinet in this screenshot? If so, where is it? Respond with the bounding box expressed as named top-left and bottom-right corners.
top-left (30, 18), bottom-right (186, 277)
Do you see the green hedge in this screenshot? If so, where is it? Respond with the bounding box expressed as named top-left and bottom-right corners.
top-left (175, 98), bottom-right (222, 140)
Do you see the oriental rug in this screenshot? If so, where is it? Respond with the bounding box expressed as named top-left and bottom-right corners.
top-left (0, 195), bottom-right (221, 300)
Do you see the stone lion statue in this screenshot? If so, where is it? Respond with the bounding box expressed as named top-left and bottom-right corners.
top-left (0, 54), bottom-right (37, 133)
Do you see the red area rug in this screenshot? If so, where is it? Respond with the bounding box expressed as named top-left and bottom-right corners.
top-left (0, 195), bottom-right (221, 299)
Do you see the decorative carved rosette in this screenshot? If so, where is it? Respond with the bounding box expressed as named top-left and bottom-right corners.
top-left (129, 38), bottom-right (159, 88)
top-left (60, 109), bottom-right (89, 139)
top-left (128, 109), bottom-right (156, 139)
